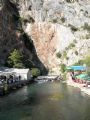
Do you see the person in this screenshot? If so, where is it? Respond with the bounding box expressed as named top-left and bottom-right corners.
top-left (70, 71), bottom-right (76, 81)
top-left (18, 75), bottom-right (21, 81)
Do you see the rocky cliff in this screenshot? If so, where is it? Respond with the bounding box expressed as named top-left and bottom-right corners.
top-left (0, 0), bottom-right (90, 74)
top-left (0, 0), bottom-right (47, 73)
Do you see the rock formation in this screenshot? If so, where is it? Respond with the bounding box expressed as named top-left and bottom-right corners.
top-left (0, 0), bottom-right (90, 74)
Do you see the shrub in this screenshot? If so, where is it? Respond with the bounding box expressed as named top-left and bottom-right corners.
top-left (52, 19), bottom-right (57, 23)
top-left (73, 39), bottom-right (77, 43)
top-left (63, 51), bottom-right (67, 58)
top-left (31, 68), bottom-right (41, 78)
top-left (56, 52), bottom-right (62, 58)
top-left (60, 64), bottom-right (66, 73)
top-left (68, 43), bottom-right (75, 49)
top-left (66, 57), bottom-right (69, 60)
top-left (83, 23), bottom-right (90, 32)
top-left (61, 17), bottom-right (65, 23)
top-left (85, 33), bottom-right (90, 39)
top-left (66, 0), bottom-right (78, 3)
top-left (75, 51), bottom-right (78, 55)
top-left (68, 24), bottom-right (78, 32)
top-left (73, 60), bottom-right (84, 66)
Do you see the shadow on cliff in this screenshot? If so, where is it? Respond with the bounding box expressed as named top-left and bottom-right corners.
top-left (0, 0), bottom-right (48, 75)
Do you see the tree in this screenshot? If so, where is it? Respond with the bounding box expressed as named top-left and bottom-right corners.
top-left (31, 68), bottom-right (41, 78)
top-left (8, 49), bottom-right (24, 68)
top-left (56, 52), bottom-right (62, 58)
top-left (60, 64), bottom-right (66, 73)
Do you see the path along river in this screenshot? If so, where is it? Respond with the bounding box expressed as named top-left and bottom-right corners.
top-left (0, 82), bottom-right (90, 120)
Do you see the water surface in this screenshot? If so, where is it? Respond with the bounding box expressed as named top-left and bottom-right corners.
top-left (0, 82), bottom-right (90, 120)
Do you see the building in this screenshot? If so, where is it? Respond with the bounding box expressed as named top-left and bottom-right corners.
top-left (0, 67), bottom-right (32, 81)
top-left (14, 69), bottom-right (32, 80)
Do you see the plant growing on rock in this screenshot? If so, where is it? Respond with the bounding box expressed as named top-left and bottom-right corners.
top-left (73, 60), bottom-right (84, 66)
top-left (82, 23), bottom-right (90, 32)
top-left (61, 17), bottom-right (66, 23)
top-left (66, 0), bottom-right (78, 3)
top-left (56, 52), bottom-right (62, 58)
top-left (68, 24), bottom-right (78, 32)
top-left (68, 43), bottom-right (75, 49)
top-left (75, 51), bottom-right (78, 55)
top-left (63, 51), bottom-right (67, 59)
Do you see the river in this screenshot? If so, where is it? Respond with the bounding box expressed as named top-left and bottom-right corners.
top-left (0, 82), bottom-right (90, 120)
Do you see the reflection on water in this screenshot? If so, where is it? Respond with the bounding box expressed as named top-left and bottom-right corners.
top-left (0, 82), bottom-right (90, 120)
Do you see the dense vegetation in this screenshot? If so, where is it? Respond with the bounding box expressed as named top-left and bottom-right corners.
top-left (7, 49), bottom-right (24, 68)
top-left (31, 68), bottom-right (41, 78)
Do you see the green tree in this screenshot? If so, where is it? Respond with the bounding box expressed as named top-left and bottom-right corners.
top-left (60, 64), bottom-right (66, 73)
top-left (31, 68), bottom-right (41, 78)
top-left (8, 49), bottom-right (24, 68)
top-left (56, 52), bottom-right (62, 58)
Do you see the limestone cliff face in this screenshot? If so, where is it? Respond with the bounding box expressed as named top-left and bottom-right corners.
top-left (0, 0), bottom-right (90, 74)
top-left (0, 0), bottom-right (47, 73)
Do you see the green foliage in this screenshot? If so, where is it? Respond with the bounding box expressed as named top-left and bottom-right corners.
top-left (65, 47), bottom-right (69, 51)
top-left (73, 56), bottom-right (90, 66)
top-left (68, 43), bottom-right (75, 49)
top-left (66, 57), bottom-right (69, 60)
top-left (52, 19), bottom-right (57, 23)
top-left (31, 68), bottom-right (41, 77)
top-left (85, 33), bottom-right (90, 39)
top-left (63, 51), bottom-right (67, 58)
top-left (7, 49), bottom-right (24, 68)
top-left (56, 52), bottom-right (62, 58)
top-left (75, 51), bottom-right (78, 55)
top-left (73, 39), bottom-right (77, 43)
top-left (84, 56), bottom-right (90, 66)
top-left (83, 23), bottom-right (90, 32)
top-left (61, 17), bottom-right (65, 23)
top-left (13, 63), bottom-right (24, 68)
top-left (73, 60), bottom-right (84, 66)
top-left (60, 64), bottom-right (66, 73)
top-left (68, 24), bottom-right (78, 32)
top-left (66, 0), bottom-right (78, 3)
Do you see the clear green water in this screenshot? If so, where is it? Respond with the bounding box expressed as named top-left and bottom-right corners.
top-left (0, 82), bottom-right (90, 120)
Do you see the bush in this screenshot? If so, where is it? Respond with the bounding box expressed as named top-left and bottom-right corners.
top-left (85, 33), bottom-right (90, 39)
top-left (63, 51), bottom-right (67, 58)
top-left (83, 23), bottom-right (90, 32)
top-left (60, 64), bottom-right (66, 73)
top-left (68, 24), bottom-right (78, 32)
top-left (66, 0), bottom-right (78, 3)
top-left (73, 39), bottom-right (77, 43)
top-left (68, 43), bottom-right (75, 49)
top-left (75, 51), bottom-right (78, 55)
top-left (31, 68), bottom-right (41, 78)
top-left (61, 17), bottom-right (65, 23)
top-left (56, 52), bottom-right (62, 58)
top-left (73, 60), bottom-right (84, 66)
